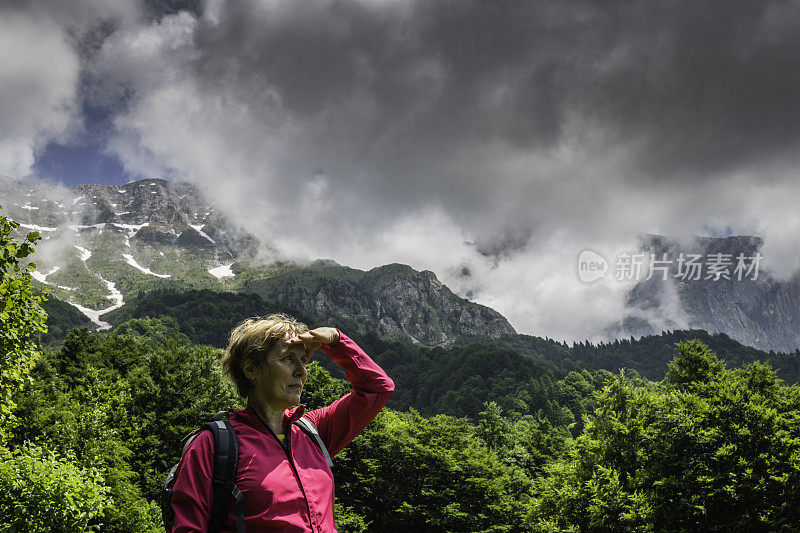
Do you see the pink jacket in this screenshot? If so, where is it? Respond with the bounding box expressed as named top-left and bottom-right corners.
top-left (171, 331), bottom-right (394, 532)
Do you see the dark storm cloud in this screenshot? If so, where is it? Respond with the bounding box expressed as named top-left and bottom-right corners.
top-left (187, 0), bottom-right (800, 192)
top-left (575, 1), bottom-right (800, 179)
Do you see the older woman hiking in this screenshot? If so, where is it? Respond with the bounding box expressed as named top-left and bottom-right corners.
top-left (170, 313), bottom-right (394, 532)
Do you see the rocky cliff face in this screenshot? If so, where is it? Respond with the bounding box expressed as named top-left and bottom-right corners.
top-left (243, 261), bottom-right (515, 346)
top-left (617, 234), bottom-right (800, 353)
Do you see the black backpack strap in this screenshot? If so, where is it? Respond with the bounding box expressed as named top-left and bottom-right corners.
top-left (294, 416), bottom-right (334, 469)
top-left (204, 420), bottom-right (246, 533)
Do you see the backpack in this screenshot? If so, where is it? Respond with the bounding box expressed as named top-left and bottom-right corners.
top-left (161, 410), bottom-right (333, 533)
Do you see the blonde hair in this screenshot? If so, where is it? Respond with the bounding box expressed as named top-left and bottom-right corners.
top-left (221, 313), bottom-right (309, 397)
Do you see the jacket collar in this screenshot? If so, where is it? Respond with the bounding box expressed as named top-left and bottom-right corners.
top-left (284, 405), bottom-right (306, 423)
top-left (234, 404), bottom-right (306, 433)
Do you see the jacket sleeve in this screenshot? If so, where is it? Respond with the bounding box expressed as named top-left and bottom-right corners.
top-left (171, 430), bottom-right (214, 532)
top-left (304, 330), bottom-right (394, 456)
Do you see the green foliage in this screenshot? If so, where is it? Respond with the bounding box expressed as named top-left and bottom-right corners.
top-left (334, 505), bottom-right (370, 533)
top-left (0, 207), bottom-right (48, 439)
top-left (302, 361), bottom-right (351, 411)
top-left (354, 335), bottom-right (611, 433)
top-left (125, 340), bottom-right (242, 499)
top-left (334, 409), bottom-right (535, 532)
top-left (12, 330), bottom-right (163, 532)
top-left (39, 295), bottom-right (91, 347)
top-left (0, 443), bottom-right (111, 532)
top-left (532, 341), bottom-right (800, 531)
top-left (12, 326), bottom-right (237, 530)
top-left (6, 247), bottom-right (800, 532)
top-left (664, 339), bottom-right (726, 390)
top-left (110, 316), bottom-right (191, 347)
top-left (477, 401), bottom-right (510, 451)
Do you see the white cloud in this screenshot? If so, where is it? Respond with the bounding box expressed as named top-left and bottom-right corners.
top-left (0, 0), bottom-right (144, 179)
top-left (0, 9), bottom-right (80, 177)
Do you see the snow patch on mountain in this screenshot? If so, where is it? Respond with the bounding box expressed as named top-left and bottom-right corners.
top-left (104, 279), bottom-right (125, 307)
top-left (30, 266), bottom-right (75, 291)
top-left (123, 254), bottom-right (171, 278)
top-left (74, 245), bottom-right (92, 261)
top-left (30, 266), bottom-right (59, 282)
top-left (189, 224), bottom-right (216, 244)
top-left (111, 222), bottom-right (149, 237)
top-left (71, 223), bottom-right (106, 231)
top-left (70, 278), bottom-right (124, 330)
top-left (19, 223), bottom-right (58, 232)
top-left (209, 263), bottom-right (234, 279)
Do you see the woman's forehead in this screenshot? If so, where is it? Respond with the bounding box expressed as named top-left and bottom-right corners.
top-left (269, 340), bottom-right (305, 358)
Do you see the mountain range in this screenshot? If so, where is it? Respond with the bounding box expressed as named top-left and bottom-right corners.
top-left (2, 175), bottom-right (798, 353)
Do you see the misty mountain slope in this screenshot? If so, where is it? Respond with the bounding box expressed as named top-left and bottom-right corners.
top-left (489, 328), bottom-right (800, 384)
top-left (618, 234), bottom-right (800, 353)
top-left (1, 176), bottom-right (261, 321)
top-left (103, 288), bottom-right (315, 348)
top-left (2, 177), bottom-right (513, 346)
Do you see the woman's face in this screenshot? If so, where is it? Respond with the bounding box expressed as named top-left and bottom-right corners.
top-left (253, 336), bottom-right (308, 410)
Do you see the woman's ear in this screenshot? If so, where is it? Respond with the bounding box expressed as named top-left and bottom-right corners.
top-left (243, 360), bottom-right (258, 381)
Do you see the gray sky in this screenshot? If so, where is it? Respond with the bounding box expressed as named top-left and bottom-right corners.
top-left (3, 0), bottom-right (800, 342)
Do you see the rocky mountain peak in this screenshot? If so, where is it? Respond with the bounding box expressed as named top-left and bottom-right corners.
top-left (618, 232), bottom-right (799, 352)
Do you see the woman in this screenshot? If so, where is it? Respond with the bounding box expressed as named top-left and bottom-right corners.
top-left (171, 314), bottom-right (394, 532)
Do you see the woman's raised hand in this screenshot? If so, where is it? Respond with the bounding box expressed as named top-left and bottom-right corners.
top-left (285, 327), bottom-right (340, 360)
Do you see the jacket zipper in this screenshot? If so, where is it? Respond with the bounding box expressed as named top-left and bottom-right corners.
top-left (283, 424), bottom-right (317, 532)
top-left (251, 408), bottom-right (317, 532)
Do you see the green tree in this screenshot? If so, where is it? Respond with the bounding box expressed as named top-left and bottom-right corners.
top-left (0, 207), bottom-right (47, 438)
top-left (302, 361), bottom-right (350, 410)
top-left (334, 409), bottom-right (533, 532)
top-left (0, 444), bottom-right (111, 532)
top-left (664, 339), bottom-right (726, 391)
top-left (13, 330), bottom-right (162, 532)
top-left (477, 401), bottom-right (510, 451)
top-left (532, 341), bottom-right (800, 531)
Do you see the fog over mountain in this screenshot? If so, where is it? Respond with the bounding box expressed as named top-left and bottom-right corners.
top-left (2, 1), bottom-right (800, 346)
